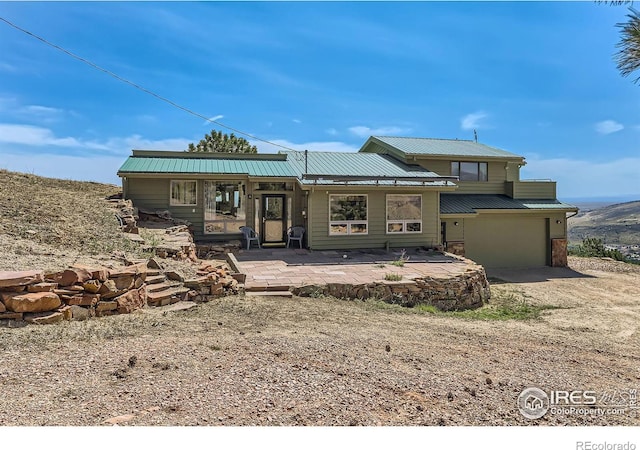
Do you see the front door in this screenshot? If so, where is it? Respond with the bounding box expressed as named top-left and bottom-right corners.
top-left (261, 195), bottom-right (286, 244)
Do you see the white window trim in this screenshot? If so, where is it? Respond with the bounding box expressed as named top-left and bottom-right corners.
top-left (170, 180), bottom-right (197, 206)
top-left (386, 194), bottom-right (423, 234)
top-left (328, 194), bottom-right (368, 236)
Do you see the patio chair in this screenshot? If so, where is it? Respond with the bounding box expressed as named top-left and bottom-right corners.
top-left (287, 226), bottom-right (305, 249)
top-left (239, 226), bottom-right (261, 250)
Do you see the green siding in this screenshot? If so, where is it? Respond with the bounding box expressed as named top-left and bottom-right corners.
top-left (508, 181), bottom-right (557, 199)
top-left (413, 160), bottom-right (509, 194)
top-left (443, 219), bottom-right (465, 242)
top-left (126, 177), bottom-right (205, 238)
top-left (307, 189), bottom-right (440, 250)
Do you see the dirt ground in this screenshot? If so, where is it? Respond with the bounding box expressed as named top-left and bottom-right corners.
top-left (1, 256), bottom-right (639, 426)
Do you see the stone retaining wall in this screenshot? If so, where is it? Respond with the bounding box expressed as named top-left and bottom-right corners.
top-left (292, 265), bottom-right (490, 311)
top-left (0, 259), bottom-right (240, 326)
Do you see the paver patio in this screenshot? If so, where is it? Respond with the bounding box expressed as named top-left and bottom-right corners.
top-left (230, 248), bottom-right (475, 291)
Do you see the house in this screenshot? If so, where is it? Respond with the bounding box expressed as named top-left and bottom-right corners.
top-left (117, 136), bottom-right (578, 268)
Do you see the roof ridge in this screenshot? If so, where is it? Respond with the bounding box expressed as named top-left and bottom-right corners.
top-left (374, 136), bottom-right (476, 142)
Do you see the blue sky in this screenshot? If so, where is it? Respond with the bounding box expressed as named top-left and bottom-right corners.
top-left (0, 1), bottom-right (639, 200)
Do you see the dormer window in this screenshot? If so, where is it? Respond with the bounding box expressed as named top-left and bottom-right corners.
top-left (451, 162), bottom-right (488, 181)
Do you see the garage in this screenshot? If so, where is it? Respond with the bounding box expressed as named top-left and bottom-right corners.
top-left (464, 215), bottom-right (548, 269)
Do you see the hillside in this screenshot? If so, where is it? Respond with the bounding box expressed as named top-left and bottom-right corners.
top-left (568, 200), bottom-right (640, 245)
top-left (0, 169), bottom-right (141, 271)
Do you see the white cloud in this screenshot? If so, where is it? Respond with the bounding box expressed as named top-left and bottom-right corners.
top-left (325, 128), bottom-right (338, 136)
top-left (203, 115), bottom-right (224, 125)
top-left (521, 155), bottom-right (640, 198)
top-left (0, 124), bottom-right (89, 148)
top-left (595, 120), bottom-right (624, 135)
top-left (0, 151), bottom-right (123, 185)
top-left (104, 135), bottom-right (192, 152)
top-left (348, 125), bottom-right (411, 138)
top-left (0, 123), bottom-right (192, 155)
top-left (461, 111), bottom-right (488, 131)
top-left (292, 119), bottom-right (301, 124)
top-left (253, 138), bottom-right (359, 154)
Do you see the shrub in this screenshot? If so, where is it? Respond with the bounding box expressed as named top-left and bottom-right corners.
top-left (569, 237), bottom-right (627, 262)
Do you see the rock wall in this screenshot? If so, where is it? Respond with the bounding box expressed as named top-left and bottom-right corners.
top-left (292, 266), bottom-right (490, 311)
top-left (0, 259), bottom-right (240, 326)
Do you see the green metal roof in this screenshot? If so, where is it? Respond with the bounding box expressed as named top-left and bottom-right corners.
top-left (365, 136), bottom-right (523, 159)
top-left (118, 155), bottom-right (297, 178)
top-left (440, 194), bottom-right (577, 214)
top-left (281, 150), bottom-right (454, 186)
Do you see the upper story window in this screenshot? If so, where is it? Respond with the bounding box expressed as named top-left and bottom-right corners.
top-left (451, 162), bottom-right (488, 181)
top-left (170, 180), bottom-right (197, 206)
top-left (329, 194), bottom-right (368, 235)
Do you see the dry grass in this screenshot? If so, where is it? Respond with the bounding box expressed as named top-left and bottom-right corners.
top-left (0, 169), bottom-right (140, 256)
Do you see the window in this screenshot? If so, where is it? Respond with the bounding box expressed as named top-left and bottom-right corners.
top-left (203, 181), bottom-right (246, 234)
top-left (387, 194), bottom-right (422, 234)
top-left (329, 194), bottom-right (368, 235)
top-left (254, 182), bottom-right (293, 191)
top-left (451, 162), bottom-right (488, 181)
top-left (170, 180), bottom-right (197, 206)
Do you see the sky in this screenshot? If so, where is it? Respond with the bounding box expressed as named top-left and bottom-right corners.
top-left (0, 1), bottom-right (639, 200)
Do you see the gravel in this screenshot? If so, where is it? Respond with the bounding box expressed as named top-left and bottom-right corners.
top-left (1, 257), bottom-right (639, 426)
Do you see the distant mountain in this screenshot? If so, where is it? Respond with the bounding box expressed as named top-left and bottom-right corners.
top-left (568, 200), bottom-right (640, 245)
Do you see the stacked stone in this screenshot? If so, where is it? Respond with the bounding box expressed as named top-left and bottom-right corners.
top-left (184, 261), bottom-right (241, 302)
top-left (291, 265), bottom-right (491, 311)
top-left (0, 263), bottom-right (149, 325)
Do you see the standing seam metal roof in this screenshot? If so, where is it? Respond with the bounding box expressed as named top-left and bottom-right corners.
top-left (370, 136), bottom-right (523, 158)
top-left (282, 150), bottom-right (442, 178)
top-left (118, 156), bottom-right (297, 177)
top-left (440, 194), bottom-right (577, 214)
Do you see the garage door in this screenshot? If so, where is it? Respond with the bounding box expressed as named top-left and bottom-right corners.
top-left (464, 216), bottom-right (548, 268)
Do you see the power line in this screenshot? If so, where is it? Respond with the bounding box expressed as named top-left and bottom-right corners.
top-left (0, 15), bottom-right (299, 152)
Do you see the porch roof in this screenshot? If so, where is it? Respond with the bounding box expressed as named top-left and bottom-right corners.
top-left (440, 194), bottom-right (578, 214)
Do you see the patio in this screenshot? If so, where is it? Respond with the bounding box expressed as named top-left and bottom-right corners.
top-left (229, 248), bottom-right (466, 290)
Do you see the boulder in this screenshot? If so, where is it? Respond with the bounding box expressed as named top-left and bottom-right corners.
top-left (115, 287), bottom-right (146, 314)
top-left (82, 280), bottom-right (101, 294)
top-left (96, 301), bottom-right (118, 312)
top-left (57, 305), bottom-right (72, 321)
top-left (48, 268), bottom-right (92, 287)
top-left (111, 275), bottom-right (135, 291)
top-left (69, 305), bottom-right (91, 321)
top-left (71, 265), bottom-right (110, 281)
top-left (0, 270), bottom-right (44, 288)
top-left (24, 311), bottom-right (64, 325)
top-left (28, 282), bottom-right (58, 293)
top-left (0, 301), bottom-right (5, 313)
top-left (64, 293), bottom-right (100, 307)
top-left (165, 270), bottom-right (185, 282)
top-left (2, 292), bottom-right (61, 313)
